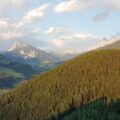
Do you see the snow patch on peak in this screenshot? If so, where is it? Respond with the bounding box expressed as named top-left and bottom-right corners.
top-left (27, 51), bottom-right (36, 58)
top-left (18, 49), bottom-right (37, 59)
top-left (23, 51), bottom-right (37, 59)
top-left (20, 50), bottom-right (26, 55)
top-left (8, 42), bottom-right (28, 51)
top-left (8, 42), bottom-right (38, 59)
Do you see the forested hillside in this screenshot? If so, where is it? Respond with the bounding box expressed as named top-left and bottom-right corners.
top-left (0, 49), bottom-right (120, 120)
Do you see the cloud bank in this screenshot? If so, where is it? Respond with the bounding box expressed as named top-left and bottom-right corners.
top-left (54, 0), bottom-right (120, 21)
top-left (0, 0), bottom-right (119, 53)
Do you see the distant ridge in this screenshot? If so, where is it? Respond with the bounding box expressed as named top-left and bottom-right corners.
top-left (7, 41), bottom-right (60, 64)
top-left (98, 39), bottom-right (120, 49)
top-left (2, 42), bottom-right (77, 71)
top-left (89, 34), bottom-right (120, 51)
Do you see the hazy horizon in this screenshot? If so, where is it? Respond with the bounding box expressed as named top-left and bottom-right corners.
top-left (0, 0), bottom-right (119, 53)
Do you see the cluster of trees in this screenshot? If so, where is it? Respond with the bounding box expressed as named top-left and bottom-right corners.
top-left (0, 49), bottom-right (119, 120)
top-left (62, 98), bottom-right (120, 120)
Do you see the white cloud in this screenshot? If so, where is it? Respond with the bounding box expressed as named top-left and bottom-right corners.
top-left (31, 28), bottom-right (41, 33)
top-left (93, 0), bottom-right (120, 21)
top-left (50, 30), bottom-right (97, 53)
top-left (0, 0), bottom-right (36, 16)
top-left (45, 26), bottom-right (97, 52)
top-left (45, 27), bottom-right (55, 34)
top-left (0, 17), bottom-right (42, 41)
top-left (0, 3), bottom-right (49, 41)
top-left (55, 0), bottom-right (120, 13)
top-left (0, 31), bottom-right (23, 40)
top-left (9, 0), bottom-right (28, 8)
top-left (0, 1), bottom-right (49, 29)
top-left (54, 0), bottom-right (120, 21)
top-left (60, 33), bottom-right (96, 41)
top-left (105, 0), bottom-right (120, 11)
top-left (52, 39), bottom-right (64, 47)
top-left (54, 0), bottom-right (80, 13)
top-left (0, 0), bottom-right (49, 33)
top-left (0, 18), bottom-right (23, 40)
top-left (0, 18), bottom-right (10, 29)
top-left (22, 3), bottom-right (49, 23)
top-left (0, 18), bottom-right (22, 31)
top-left (73, 33), bottom-right (95, 39)
top-left (54, 0), bottom-right (97, 13)
top-left (45, 26), bottom-right (71, 36)
top-left (0, 18), bottom-right (17, 30)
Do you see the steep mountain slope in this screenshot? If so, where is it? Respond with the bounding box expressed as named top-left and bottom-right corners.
top-left (0, 54), bottom-right (38, 88)
top-left (0, 49), bottom-right (120, 120)
top-left (3, 42), bottom-right (60, 67)
top-left (57, 53), bottom-right (77, 61)
top-left (99, 39), bottom-right (120, 49)
top-left (89, 35), bottom-right (120, 51)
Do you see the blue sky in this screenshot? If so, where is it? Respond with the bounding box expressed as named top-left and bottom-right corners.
top-left (0, 0), bottom-right (120, 53)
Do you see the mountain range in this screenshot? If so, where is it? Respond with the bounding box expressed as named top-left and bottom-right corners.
top-left (2, 42), bottom-right (77, 69)
top-left (4, 42), bottom-right (60, 66)
top-left (0, 38), bottom-right (120, 90)
top-left (0, 42), bottom-right (77, 90)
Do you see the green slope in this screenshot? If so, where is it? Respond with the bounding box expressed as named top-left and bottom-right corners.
top-left (0, 55), bottom-right (38, 88)
top-left (0, 49), bottom-right (120, 120)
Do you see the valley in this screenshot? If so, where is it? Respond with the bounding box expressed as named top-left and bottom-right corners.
top-left (0, 54), bottom-right (39, 89)
top-left (0, 42), bottom-right (76, 90)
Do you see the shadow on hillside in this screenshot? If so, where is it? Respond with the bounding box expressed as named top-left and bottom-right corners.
top-left (0, 77), bottom-right (22, 88)
top-left (48, 97), bottom-right (120, 120)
